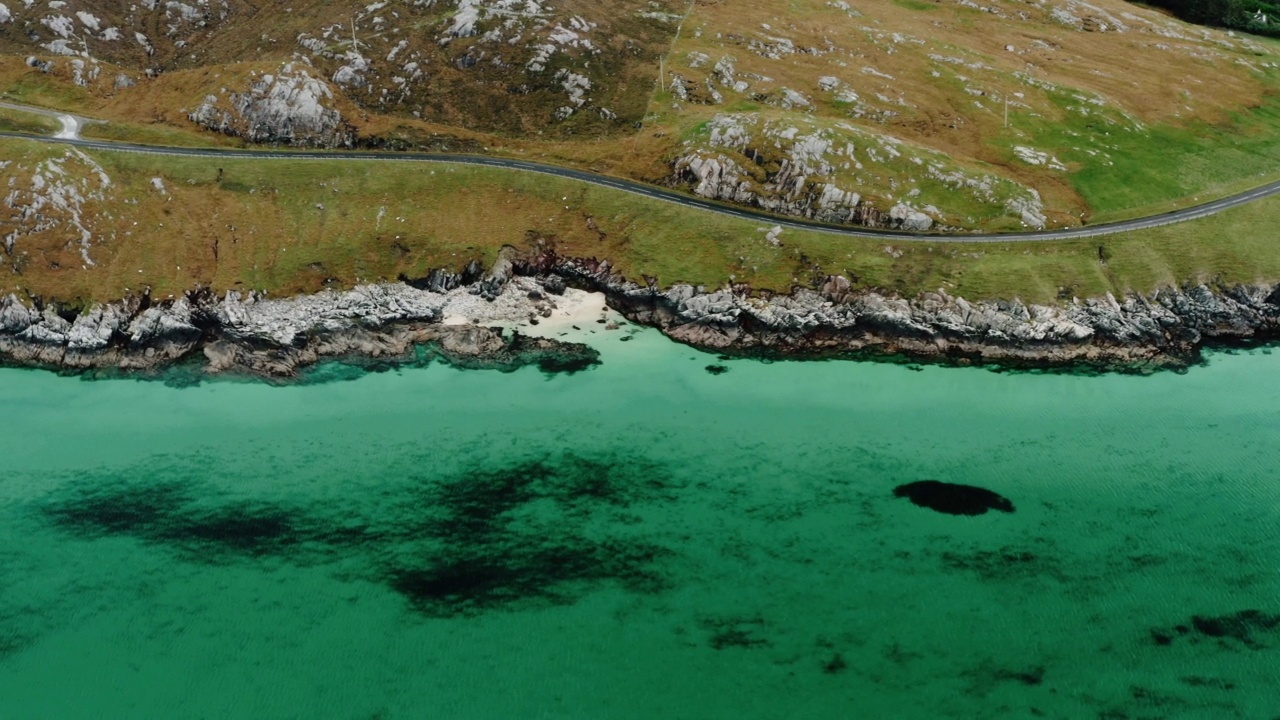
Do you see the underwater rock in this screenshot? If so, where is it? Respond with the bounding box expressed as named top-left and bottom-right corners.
top-left (893, 480), bottom-right (1015, 516)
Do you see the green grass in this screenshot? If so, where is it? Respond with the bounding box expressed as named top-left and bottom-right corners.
top-left (782, 196), bottom-right (1280, 302)
top-left (997, 87), bottom-right (1280, 222)
top-left (81, 120), bottom-right (234, 149)
top-left (0, 74), bottom-right (93, 112)
top-left (0, 106), bottom-right (58, 135)
top-left (892, 0), bottom-right (939, 10)
top-left (3, 137), bottom-right (1280, 308)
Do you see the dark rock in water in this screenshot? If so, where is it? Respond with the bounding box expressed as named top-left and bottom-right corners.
top-left (536, 352), bottom-right (599, 375)
top-left (893, 480), bottom-right (1015, 516)
top-left (705, 364), bottom-right (729, 375)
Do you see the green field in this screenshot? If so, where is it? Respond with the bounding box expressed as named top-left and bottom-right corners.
top-left (2, 137), bottom-right (1278, 306)
top-left (999, 88), bottom-right (1280, 223)
top-left (0, 106), bottom-right (58, 135)
top-left (81, 120), bottom-right (234, 149)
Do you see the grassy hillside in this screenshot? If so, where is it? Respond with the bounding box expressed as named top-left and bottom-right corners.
top-left (2, 0), bottom-right (1280, 231)
top-left (0, 0), bottom-right (681, 138)
top-left (3, 1), bottom-right (1280, 307)
top-left (3, 138), bottom-right (1279, 309)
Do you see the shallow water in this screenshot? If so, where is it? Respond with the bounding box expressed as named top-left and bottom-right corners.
top-left (1, 324), bottom-right (1278, 719)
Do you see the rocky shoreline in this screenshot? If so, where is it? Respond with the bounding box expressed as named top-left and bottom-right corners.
top-left (3, 248), bottom-right (1280, 378)
top-left (534, 254), bottom-right (1280, 371)
top-left (0, 273), bottom-right (604, 380)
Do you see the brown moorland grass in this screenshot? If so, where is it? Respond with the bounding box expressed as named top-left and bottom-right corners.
top-left (642, 0), bottom-right (1280, 223)
top-left (0, 0), bottom-right (684, 138)
top-left (2, 139), bottom-right (1279, 309)
top-left (5, 0), bottom-right (1280, 229)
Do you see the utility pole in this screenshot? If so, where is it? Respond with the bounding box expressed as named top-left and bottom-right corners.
top-left (1004, 95), bottom-right (1009, 129)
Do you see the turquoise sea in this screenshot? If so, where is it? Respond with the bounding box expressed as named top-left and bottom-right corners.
top-left (0, 322), bottom-right (1278, 719)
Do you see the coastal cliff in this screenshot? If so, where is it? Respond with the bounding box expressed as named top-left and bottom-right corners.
top-left (543, 255), bottom-right (1280, 369)
top-left (0, 274), bottom-right (601, 379)
top-left (2, 248), bottom-right (1279, 377)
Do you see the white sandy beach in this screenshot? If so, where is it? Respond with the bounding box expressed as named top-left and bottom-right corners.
top-left (439, 277), bottom-right (627, 341)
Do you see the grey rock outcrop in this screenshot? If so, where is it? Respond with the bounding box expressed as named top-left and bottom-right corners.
top-left (190, 65), bottom-right (356, 148)
top-left (0, 277), bottom-right (597, 379)
top-left (6, 252), bottom-right (1280, 377)
top-left (547, 255), bottom-right (1280, 369)
top-left (670, 113), bottom-right (1044, 230)
top-left (473, 245), bottom-right (519, 301)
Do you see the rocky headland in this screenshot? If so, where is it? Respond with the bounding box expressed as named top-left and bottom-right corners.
top-left (0, 267), bottom-right (603, 380)
top-left (3, 247), bottom-right (1280, 378)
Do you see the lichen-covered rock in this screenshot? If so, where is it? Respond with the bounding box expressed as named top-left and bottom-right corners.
top-left (672, 113), bottom-right (1042, 229)
top-left (190, 64), bottom-right (356, 148)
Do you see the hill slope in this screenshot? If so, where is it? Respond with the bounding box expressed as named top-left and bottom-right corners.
top-left (3, 0), bottom-right (1280, 231)
top-left (0, 0), bottom-right (681, 137)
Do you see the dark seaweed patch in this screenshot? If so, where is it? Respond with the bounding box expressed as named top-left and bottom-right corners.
top-left (994, 666), bottom-right (1046, 686)
top-left (38, 451), bottom-right (679, 617)
top-left (963, 659), bottom-right (1048, 697)
top-left (41, 479), bottom-right (307, 563)
top-left (822, 652), bottom-right (848, 674)
top-left (1151, 610), bottom-right (1280, 650)
top-left (381, 454), bottom-right (676, 617)
top-left (536, 354), bottom-right (600, 375)
top-left (387, 540), bottom-right (667, 616)
top-left (893, 480), bottom-right (1015, 516)
top-left (939, 547), bottom-right (1054, 581)
top-left (422, 461), bottom-right (549, 540)
top-left (389, 556), bottom-right (523, 610)
top-left (1179, 676), bottom-right (1237, 690)
top-left (43, 481), bottom-right (193, 537)
top-left (699, 615), bottom-right (770, 650)
top-left (1129, 685), bottom-right (1188, 710)
top-left (154, 503), bottom-right (301, 557)
top-left (705, 365), bottom-right (729, 375)
top-left (0, 631), bottom-right (34, 661)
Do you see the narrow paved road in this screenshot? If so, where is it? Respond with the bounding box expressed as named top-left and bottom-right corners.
top-left (2, 110), bottom-right (1277, 243)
